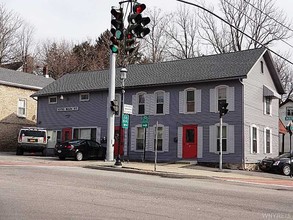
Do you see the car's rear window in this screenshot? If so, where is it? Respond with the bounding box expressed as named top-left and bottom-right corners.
top-left (68, 140), bottom-right (83, 145)
top-left (20, 130), bottom-right (46, 137)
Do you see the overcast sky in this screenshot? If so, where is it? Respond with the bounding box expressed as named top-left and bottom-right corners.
top-left (1, 0), bottom-right (293, 62)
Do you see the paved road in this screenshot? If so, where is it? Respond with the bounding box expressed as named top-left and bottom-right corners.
top-left (1, 164), bottom-right (293, 220)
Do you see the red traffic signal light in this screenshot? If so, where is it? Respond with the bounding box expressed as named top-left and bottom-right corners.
top-left (133, 3), bottom-right (146, 14)
top-left (125, 32), bottom-right (136, 54)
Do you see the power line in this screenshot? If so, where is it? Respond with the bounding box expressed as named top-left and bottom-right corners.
top-left (243, 0), bottom-right (293, 33)
top-left (176, 0), bottom-right (293, 65)
top-left (222, 0), bottom-right (293, 50)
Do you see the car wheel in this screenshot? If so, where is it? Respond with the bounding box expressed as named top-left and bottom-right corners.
top-left (59, 156), bottom-right (65, 160)
top-left (282, 164), bottom-right (291, 176)
top-left (76, 151), bottom-right (83, 161)
top-left (16, 147), bottom-right (23, 155)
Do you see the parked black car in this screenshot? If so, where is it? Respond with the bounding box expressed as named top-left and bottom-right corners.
top-left (259, 152), bottom-right (292, 176)
top-left (55, 139), bottom-right (106, 161)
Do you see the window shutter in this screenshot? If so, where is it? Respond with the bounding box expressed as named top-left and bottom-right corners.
top-left (145, 94), bottom-right (151, 115)
top-left (164, 92), bottom-right (170, 114)
top-left (177, 127), bottom-right (183, 158)
top-left (210, 89), bottom-right (216, 112)
top-left (179, 91), bottom-right (184, 113)
top-left (163, 126), bottom-right (169, 152)
top-left (227, 125), bottom-right (235, 153)
top-left (197, 126), bottom-right (203, 158)
top-left (132, 95), bottom-right (137, 115)
top-left (209, 125), bottom-right (216, 153)
top-left (146, 127), bottom-right (153, 152)
top-left (131, 127), bottom-right (136, 151)
top-left (228, 87), bottom-right (235, 111)
top-left (196, 89), bottom-right (201, 113)
top-left (150, 94), bottom-right (156, 115)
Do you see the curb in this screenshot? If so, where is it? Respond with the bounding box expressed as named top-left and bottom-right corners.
top-left (84, 165), bottom-right (211, 179)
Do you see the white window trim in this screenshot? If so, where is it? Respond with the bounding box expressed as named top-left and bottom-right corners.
top-left (250, 124), bottom-right (259, 154)
top-left (135, 125), bottom-right (144, 152)
top-left (287, 107), bottom-right (293, 117)
top-left (184, 88), bottom-right (196, 114)
top-left (264, 97), bottom-right (272, 116)
top-left (72, 126), bottom-right (100, 142)
top-left (154, 90), bottom-right (165, 115)
top-left (137, 92), bottom-right (147, 115)
top-left (17, 98), bottom-right (27, 118)
top-left (263, 127), bottom-right (272, 154)
top-left (215, 85), bottom-right (228, 112)
top-left (80, 93), bottom-right (90, 102)
top-left (213, 122), bottom-right (230, 154)
top-left (49, 96), bottom-right (57, 104)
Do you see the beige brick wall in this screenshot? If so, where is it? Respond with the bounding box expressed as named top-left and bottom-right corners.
top-left (0, 84), bottom-right (37, 151)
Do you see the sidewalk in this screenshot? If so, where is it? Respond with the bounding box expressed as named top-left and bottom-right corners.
top-left (86, 161), bottom-right (293, 188)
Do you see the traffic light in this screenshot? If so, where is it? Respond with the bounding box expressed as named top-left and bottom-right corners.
top-left (125, 31), bottom-right (136, 54)
top-left (128, 2), bottom-right (150, 39)
top-left (110, 100), bottom-right (119, 114)
top-left (218, 101), bottom-right (229, 117)
top-left (110, 8), bottom-right (124, 53)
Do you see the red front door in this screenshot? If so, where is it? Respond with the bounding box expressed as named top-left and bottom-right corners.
top-left (114, 126), bottom-right (124, 157)
top-left (62, 128), bottom-right (72, 142)
top-left (182, 125), bottom-right (197, 159)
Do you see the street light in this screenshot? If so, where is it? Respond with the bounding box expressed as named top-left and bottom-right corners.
top-left (115, 67), bottom-right (127, 167)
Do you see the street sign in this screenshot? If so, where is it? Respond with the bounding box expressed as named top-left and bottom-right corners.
top-left (122, 114), bottom-right (129, 128)
top-left (285, 116), bottom-right (293, 121)
top-left (123, 104), bottom-right (133, 115)
top-left (141, 115), bottom-right (149, 128)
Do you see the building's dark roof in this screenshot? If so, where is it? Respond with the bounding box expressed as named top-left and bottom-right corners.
top-left (32, 47), bottom-right (284, 97)
top-left (0, 67), bottom-right (54, 90)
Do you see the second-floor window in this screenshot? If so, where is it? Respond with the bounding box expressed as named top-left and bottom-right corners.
top-left (186, 89), bottom-right (195, 113)
top-left (287, 107), bottom-right (293, 117)
top-left (138, 93), bottom-right (145, 115)
top-left (218, 87), bottom-right (227, 110)
top-left (49, 96), bottom-right (57, 104)
top-left (80, 93), bottom-right (89, 102)
top-left (265, 97), bottom-right (272, 115)
top-left (155, 91), bottom-right (164, 114)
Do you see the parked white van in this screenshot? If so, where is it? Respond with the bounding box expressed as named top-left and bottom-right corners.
top-left (17, 127), bottom-right (49, 155)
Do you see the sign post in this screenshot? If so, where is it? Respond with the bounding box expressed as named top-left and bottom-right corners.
top-left (141, 116), bottom-right (149, 161)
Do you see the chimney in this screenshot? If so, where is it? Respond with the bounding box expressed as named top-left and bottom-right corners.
top-left (43, 65), bottom-right (49, 78)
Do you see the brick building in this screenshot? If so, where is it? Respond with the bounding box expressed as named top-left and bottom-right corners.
top-left (0, 68), bottom-right (54, 151)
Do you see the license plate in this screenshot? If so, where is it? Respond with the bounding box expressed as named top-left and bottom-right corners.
top-left (28, 139), bottom-right (38, 143)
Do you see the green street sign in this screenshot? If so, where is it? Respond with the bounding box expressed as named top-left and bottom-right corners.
top-left (141, 115), bottom-right (149, 128)
top-left (122, 114), bottom-right (129, 128)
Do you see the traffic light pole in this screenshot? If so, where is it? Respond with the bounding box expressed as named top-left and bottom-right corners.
top-left (219, 116), bottom-right (223, 170)
top-left (106, 7), bottom-right (117, 162)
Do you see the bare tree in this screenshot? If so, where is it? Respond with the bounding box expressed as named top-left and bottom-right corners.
top-left (274, 54), bottom-right (293, 102)
top-left (198, 0), bottom-right (292, 53)
top-left (0, 4), bottom-right (35, 65)
top-left (164, 5), bottom-right (200, 60)
top-left (140, 7), bottom-right (170, 63)
top-left (37, 40), bottom-right (78, 79)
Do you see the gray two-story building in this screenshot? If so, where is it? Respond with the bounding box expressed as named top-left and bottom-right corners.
top-left (32, 47), bottom-right (285, 169)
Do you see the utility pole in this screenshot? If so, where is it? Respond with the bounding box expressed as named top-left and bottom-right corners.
top-left (219, 101), bottom-right (228, 170)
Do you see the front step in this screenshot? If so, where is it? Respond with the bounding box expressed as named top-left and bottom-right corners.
top-left (175, 160), bottom-right (197, 165)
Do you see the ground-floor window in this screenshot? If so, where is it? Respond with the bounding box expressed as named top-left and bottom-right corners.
top-left (154, 126), bottom-right (163, 151)
top-left (136, 127), bottom-right (144, 150)
top-left (217, 125), bottom-right (227, 152)
top-left (73, 128), bottom-right (97, 141)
